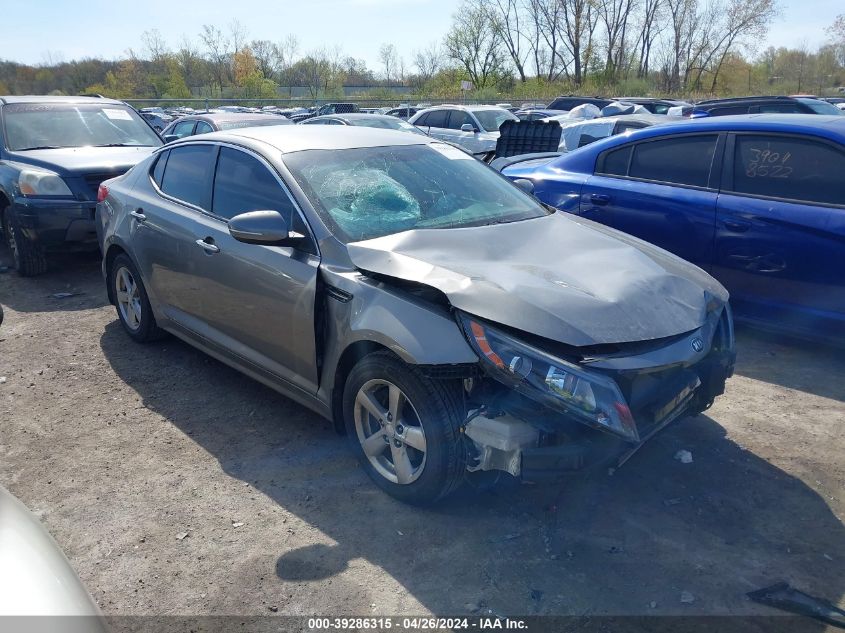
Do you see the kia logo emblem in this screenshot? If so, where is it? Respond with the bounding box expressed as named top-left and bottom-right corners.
top-left (691, 337), bottom-right (704, 352)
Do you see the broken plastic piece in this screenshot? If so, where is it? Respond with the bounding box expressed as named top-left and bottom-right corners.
top-left (747, 582), bottom-right (845, 629)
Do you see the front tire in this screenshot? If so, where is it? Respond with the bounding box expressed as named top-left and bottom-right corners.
top-left (109, 254), bottom-right (163, 342)
top-left (343, 352), bottom-right (466, 504)
top-left (2, 212), bottom-right (47, 277)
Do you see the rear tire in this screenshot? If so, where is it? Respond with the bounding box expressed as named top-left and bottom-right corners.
top-left (343, 352), bottom-right (466, 504)
top-left (2, 212), bottom-right (47, 277)
top-left (109, 254), bottom-right (164, 343)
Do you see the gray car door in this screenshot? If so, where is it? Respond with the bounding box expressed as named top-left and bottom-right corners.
top-left (132, 144), bottom-right (218, 325)
top-left (186, 145), bottom-right (320, 394)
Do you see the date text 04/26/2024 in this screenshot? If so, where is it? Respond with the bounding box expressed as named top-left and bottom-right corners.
top-left (307, 617), bottom-right (528, 630)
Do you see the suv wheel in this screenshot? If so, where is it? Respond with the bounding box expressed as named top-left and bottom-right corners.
top-left (2, 212), bottom-right (47, 277)
top-left (109, 254), bottom-right (163, 342)
top-left (343, 351), bottom-right (466, 504)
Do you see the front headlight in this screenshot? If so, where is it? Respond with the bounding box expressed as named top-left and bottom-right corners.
top-left (17, 168), bottom-right (74, 197)
top-left (459, 313), bottom-right (639, 442)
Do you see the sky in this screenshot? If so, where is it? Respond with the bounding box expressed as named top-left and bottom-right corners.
top-left (0, 0), bottom-right (841, 71)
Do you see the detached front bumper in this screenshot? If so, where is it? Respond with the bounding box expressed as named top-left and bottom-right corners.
top-left (10, 196), bottom-right (98, 250)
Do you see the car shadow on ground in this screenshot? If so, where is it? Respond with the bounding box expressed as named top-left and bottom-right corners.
top-left (733, 326), bottom-right (845, 402)
top-left (98, 320), bottom-right (845, 621)
top-left (0, 245), bottom-right (107, 314)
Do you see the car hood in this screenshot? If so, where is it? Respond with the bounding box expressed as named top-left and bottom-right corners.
top-left (6, 146), bottom-right (159, 176)
top-left (346, 212), bottom-right (728, 347)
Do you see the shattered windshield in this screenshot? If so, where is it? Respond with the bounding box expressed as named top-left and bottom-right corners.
top-left (283, 143), bottom-right (549, 242)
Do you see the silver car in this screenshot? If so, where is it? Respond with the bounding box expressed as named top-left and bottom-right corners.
top-left (96, 126), bottom-right (735, 504)
top-left (0, 486), bottom-right (106, 631)
top-left (408, 105), bottom-right (518, 156)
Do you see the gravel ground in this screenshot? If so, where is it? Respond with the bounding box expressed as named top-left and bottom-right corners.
top-left (0, 249), bottom-right (843, 623)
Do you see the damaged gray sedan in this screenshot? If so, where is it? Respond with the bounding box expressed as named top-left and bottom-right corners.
top-left (96, 126), bottom-right (735, 503)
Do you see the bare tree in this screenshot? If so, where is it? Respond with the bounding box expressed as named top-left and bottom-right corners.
top-left (597, 0), bottom-right (638, 82)
top-left (199, 24), bottom-right (231, 93)
top-left (703, 0), bottom-right (779, 92)
top-left (275, 35), bottom-right (300, 93)
top-left (250, 40), bottom-right (277, 79)
top-left (531, 0), bottom-right (568, 82)
top-left (557, 0), bottom-right (600, 85)
top-left (490, 0), bottom-right (529, 82)
top-left (141, 29), bottom-right (169, 62)
top-left (228, 20), bottom-right (249, 56)
top-left (413, 41), bottom-right (443, 86)
top-left (636, 0), bottom-right (664, 77)
top-left (444, 0), bottom-right (506, 89)
top-left (379, 43), bottom-right (398, 83)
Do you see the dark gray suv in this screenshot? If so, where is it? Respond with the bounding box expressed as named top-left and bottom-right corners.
top-left (0, 95), bottom-right (162, 275)
top-left (96, 126), bottom-right (735, 504)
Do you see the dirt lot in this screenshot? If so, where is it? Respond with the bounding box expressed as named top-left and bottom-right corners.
top-left (0, 249), bottom-right (843, 623)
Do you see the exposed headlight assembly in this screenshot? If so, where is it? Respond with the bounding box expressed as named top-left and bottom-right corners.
top-left (459, 313), bottom-right (639, 442)
top-left (17, 167), bottom-right (74, 198)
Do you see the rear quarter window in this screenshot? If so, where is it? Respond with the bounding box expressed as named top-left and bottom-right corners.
top-left (597, 145), bottom-right (632, 176)
top-left (628, 135), bottom-right (718, 187)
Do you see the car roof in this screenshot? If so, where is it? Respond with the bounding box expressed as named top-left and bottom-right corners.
top-left (183, 124), bottom-right (432, 153)
top-left (695, 95), bottom-right (802, 105)
top-left (418, 104), bottom-right (509, 112)
top-left (636, 113), bottom-right (845, 134)
top-left (313, 113), bottom-right (404, 122)
top-left (0, 95), bottom-right (127, 105)
top-left (176, 112), bottom-right (282, 123)
top-left (554, 113), bottom-right (845, 173)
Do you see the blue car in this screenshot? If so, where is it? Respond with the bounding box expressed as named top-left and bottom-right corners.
top-left (503, 114), bottom-right (845, 339)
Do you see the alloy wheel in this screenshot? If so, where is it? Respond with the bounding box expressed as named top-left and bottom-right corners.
top-left (115, 266), bottom-right (142, 331)
top-left (353, 379), bottom-right (427, 485)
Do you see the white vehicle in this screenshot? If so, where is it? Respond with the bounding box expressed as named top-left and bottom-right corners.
top-left (408, 105), bottom-right (518, 156)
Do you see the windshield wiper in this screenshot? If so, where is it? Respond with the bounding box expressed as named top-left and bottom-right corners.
top-left (14, 145), bottom-right (64, 151)
top-left (92, 143), bottom-right (148, 148)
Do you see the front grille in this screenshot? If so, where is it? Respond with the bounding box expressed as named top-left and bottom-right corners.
top-left (83, 172), bottom-right (125, 200)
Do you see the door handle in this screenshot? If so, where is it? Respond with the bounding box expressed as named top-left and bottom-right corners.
top-left (590, 193), bottom-right (611, 206)
top-left (722, 218), bottom-right (751, 233)
top-left (130, 209), bottom-right (146, 221)
top-left (195, 238), bottom-right (220, 254)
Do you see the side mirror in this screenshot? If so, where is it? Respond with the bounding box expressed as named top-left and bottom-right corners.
top-left (513, 178), bottom-right (535, 195)
top-left (460, 123), bottom-right (477, 133)
top-left (228, 210), bottom-right (304, 246)
top-left (163, 134), bottom-right (179, 143)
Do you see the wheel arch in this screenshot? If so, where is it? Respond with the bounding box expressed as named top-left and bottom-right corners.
top-left (103, 243), bottom-right (146, 306)
top-left (330, 340), bottom-right (399, 433)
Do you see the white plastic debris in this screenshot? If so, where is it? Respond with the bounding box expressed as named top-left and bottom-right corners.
top-left (176, 531), bottom-right (189, 540)
top-left (674, 450), bottom-right (694, 464)
top-left (0, 377), bottom-right (6, 384)
top-left (232, 521), bottom-right (244, 528)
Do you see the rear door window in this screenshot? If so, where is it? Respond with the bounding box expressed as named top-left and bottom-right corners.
top-left (756, 103), bottom-right (804, 113)
top-left (159, 144), bottom-right (216, 209)
top-left (447, 110), bottom-right (474, 130)
top-left (729, 134), bottom-right (845, 206)
top-left (194, 121), bottom-right (214, 134)
top-left (424, 110), bottom-right (449, 128)
top-left (628, 135), bottom-right (718, 187)
top-left (212, 147), bottom-right (297, 222)
top-left (171, 120), bottom-right (196, 138)
top-left (708, 105), bottom-right (750, 116)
